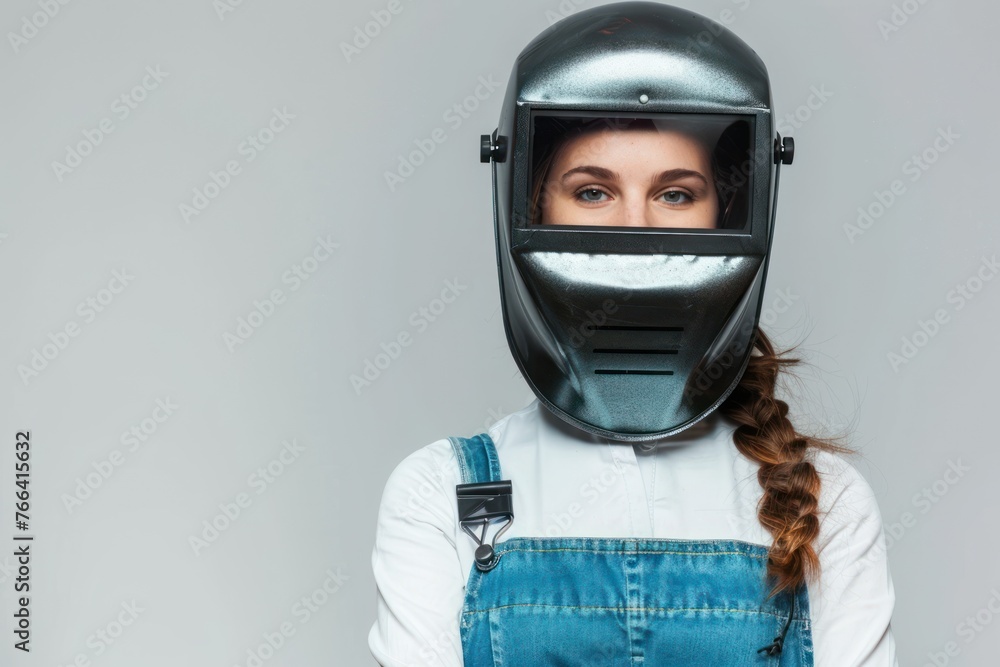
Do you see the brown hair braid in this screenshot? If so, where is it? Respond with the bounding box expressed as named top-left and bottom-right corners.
top-left (718, 327), bottom-right (855, 598)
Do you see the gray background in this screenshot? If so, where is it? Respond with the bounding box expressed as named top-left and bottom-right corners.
top-left (0, 0), bottom-right (994, 665)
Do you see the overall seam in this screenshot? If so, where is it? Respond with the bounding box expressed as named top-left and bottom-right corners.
top-left (621, 540), bottom-right (637, 662)
top-left (494, 546), bottom-right (768, 558)
top-left (449, 436), bottom-right (472, 485)
top-left (479, 433), bottom-right (503, 481)
top-left (462, 603), bottom-right (798, 618)
top-left (626, 539), bottom-right (645, 664)
top-left (488, 608), bottom-right (504, 667)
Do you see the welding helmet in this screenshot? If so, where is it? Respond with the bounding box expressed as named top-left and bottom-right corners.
top-left (481, 1), bottom-right (794, 441)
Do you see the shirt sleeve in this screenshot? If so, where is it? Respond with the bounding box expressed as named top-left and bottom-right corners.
top-left (810, 451), bottom-right (899, 667)
top-left (368, 440), bottom-right (467, 667)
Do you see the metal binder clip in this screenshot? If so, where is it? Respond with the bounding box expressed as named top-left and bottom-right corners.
top-left (456, 480), bottom-right (514, 572)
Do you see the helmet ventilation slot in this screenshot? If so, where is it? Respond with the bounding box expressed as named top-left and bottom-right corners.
top-left (589, 325), bottom-right (682, 375)
top-left (594, 369), bottom-right (674, 375)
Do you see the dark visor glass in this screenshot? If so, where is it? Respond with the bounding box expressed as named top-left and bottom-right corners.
top-left (527, 112), bottom-right (755, 231)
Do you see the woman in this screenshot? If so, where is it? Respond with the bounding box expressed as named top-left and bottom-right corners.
top-left (369, 3), bottom-right (897, 665)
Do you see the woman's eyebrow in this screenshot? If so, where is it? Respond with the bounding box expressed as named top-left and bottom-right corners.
top-left (651, 168), bottom-right (709, 186)
top-left (558, 166), bottom-right (710, 188)
top-left (560, 165), bottom-right (619, 182)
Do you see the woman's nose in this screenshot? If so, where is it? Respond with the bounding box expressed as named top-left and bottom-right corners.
top-left (618, 195), bottom-right (655, 227)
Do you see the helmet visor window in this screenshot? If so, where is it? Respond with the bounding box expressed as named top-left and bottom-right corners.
top-left (527, 112), bottom-right (755, 231)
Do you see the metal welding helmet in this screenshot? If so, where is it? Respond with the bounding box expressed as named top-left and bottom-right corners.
top-left (480, 1), bottom-right (794, 442)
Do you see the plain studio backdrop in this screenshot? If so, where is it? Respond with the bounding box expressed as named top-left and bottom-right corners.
top-left (0, 0), bottom-right (995, 665)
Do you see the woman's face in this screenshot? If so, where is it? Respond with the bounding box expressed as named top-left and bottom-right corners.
top-left (538, 128), bottom-right (718, 228)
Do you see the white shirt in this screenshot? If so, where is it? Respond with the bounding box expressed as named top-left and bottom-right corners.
top-left (368, 398), bottom-right (898, 666)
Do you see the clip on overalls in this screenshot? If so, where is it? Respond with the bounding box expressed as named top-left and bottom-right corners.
top-left (450, 432), bottom-right (812, 665)
top-left (456, 479), bottom-right (513, 572)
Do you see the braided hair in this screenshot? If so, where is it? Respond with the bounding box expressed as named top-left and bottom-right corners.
top-left (718, 328), bottom-right (855, 597)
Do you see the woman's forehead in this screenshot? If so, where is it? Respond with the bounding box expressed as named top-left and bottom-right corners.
top-left (553, 128), bottom-right (713, 168)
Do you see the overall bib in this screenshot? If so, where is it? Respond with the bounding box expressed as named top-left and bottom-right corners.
top-left (450, 433), bottom-right (814, 667)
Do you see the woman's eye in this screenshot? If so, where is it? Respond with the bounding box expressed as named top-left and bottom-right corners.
top-left (577, 188), bottom-right (609, 203)
top-left (660, 190), bottom-right (692, 205)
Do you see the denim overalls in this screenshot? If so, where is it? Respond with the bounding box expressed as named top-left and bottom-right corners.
top-left (450, 432), bottom-right (814, 666)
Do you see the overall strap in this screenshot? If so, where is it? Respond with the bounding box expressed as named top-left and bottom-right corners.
top-left (449, 433), bottom-right (513, 572)
top-left (449, 432), bottom-right (503, 484)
